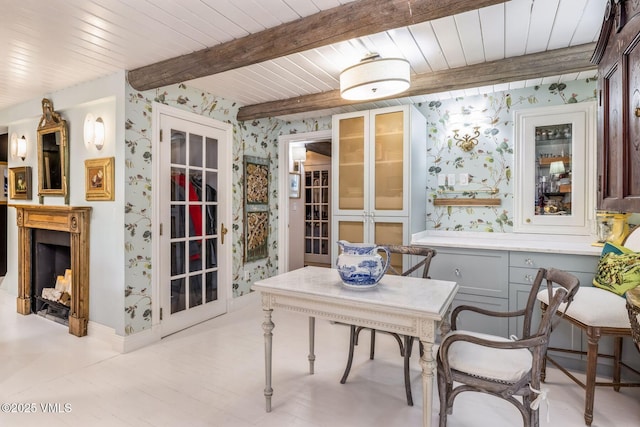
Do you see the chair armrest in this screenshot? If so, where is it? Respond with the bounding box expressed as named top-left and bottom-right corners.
top-left (451, 305), bottom-right (526, 330)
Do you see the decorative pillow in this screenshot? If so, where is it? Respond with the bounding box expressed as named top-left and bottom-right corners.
top-left (601, 241), bottom-right (632, 256)
top-left (593, 246), bottom-right (640, 296)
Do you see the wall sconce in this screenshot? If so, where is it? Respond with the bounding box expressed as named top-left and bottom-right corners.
top-left (452, 126), bottom-right (480, 152)
top-left (10, 133), bottom-right (27, 161)
top-left (291, 146), bottom-right (307, 172)
top-left (84, 113), bottom-right (105, 150)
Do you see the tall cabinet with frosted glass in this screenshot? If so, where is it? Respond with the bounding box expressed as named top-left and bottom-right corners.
top-left (331, 105), bottom-right (426, 272)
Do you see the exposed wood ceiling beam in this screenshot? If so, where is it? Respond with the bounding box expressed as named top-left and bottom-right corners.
top-left (127, 0), bottom-right (507, 91)
top-left (237, 43), bottom-right (597, 121)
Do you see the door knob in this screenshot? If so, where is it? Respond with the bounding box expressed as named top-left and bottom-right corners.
top-left (221, 223), bottom-right (228, 245)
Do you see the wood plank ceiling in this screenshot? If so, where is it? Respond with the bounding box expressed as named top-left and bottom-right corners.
top-left (0, 0), bottom-right (606, 123)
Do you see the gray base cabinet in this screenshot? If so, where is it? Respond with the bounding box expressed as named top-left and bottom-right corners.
top-left (428, 245), bottom-right (640, 375)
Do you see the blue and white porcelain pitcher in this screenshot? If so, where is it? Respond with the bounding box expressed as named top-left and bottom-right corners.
top-left (336, 240), bottom-right (390, 287)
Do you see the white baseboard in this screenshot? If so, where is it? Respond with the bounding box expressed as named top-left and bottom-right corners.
top-left (228, 291), bottom-right (259, 311)
top-left (87, 293), bottom-right (259, 353)
top-left (88, 320), bottom-right (161, 353)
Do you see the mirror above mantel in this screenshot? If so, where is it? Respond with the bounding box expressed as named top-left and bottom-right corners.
top-left (37, 98), bottom-right (69, 204)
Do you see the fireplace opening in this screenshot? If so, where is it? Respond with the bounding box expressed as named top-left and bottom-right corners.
top-left (32, 229), bottom-right (71, 325)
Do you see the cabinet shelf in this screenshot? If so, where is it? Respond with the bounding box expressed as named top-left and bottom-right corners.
top-left (539, 156), bottom-right (570, 166)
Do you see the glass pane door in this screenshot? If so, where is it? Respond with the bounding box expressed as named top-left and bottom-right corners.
top-left (338, 116), bottom-right (365, 210)
top-left (304, 168), bottom-right (330, 265)
top-left (535, 124), bottom-right (572, 216)
top-left (170, 129), bottom-right (219, 314)
top-left (374, 111), bottom-right (404, 211)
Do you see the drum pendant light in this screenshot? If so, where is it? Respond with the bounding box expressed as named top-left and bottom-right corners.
top-left (340, 53), bottom-right (410, 101)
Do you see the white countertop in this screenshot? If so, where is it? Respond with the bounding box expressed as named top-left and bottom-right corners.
top-left (411, 230), bottom-right (602, 256)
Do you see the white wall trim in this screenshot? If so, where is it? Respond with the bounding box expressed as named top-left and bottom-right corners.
top-left (277, 130), bottom-right (332, 274)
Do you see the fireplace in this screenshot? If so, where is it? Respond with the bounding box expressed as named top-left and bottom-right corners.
top-left (13, 205), bottom-right (91, 336)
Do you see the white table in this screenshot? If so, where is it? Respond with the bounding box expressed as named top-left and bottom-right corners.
top-left (251, 266), bottom-right (458, 427)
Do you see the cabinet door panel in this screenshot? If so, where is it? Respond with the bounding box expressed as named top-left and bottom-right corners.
top-left (626, 42), bottom-right (640, 199)
top-left (336, 115), bottom-right (366, 212)
top-left (508, 283), bottom-right (582, 354)
top-left (373, 110), bottom-right (404, 211)
top-left (451, 293), bottom-right (509, 338)
top-left (514, 103), bottom-right (596, 235)
top-left (337, 219), bottom-right (364, 243)
top-left (428, 248), bottom-right (508, 298)
top-left (602, 65), bottom-right (623, 206)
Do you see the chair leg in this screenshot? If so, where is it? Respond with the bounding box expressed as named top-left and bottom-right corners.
top-left (437, 368), bottom-right (449, 427)
top-left (584, 326), bottom-right (601, 427)
top-left (403, 335), bottom-right (414, 406)
top-left (613, 336), bottom-right (623, 392)
top-left (340, 325), bottom-right (357, 384)
top-left (369, 329), bottom-right (376, 359)
top-left (540, 305), bottom-right (548, 382)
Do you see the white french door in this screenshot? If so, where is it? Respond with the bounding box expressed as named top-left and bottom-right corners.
top-left (156, 109), bottom-right (231, 336)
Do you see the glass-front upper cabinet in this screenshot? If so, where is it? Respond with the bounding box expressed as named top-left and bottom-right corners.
top-left (514, 102), bottom-right (596, 235)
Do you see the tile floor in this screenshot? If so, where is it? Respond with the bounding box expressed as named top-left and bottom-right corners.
top-left (1, 288), bottom-right (639, 427)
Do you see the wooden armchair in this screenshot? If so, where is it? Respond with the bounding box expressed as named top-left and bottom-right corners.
top-left (340, 244), bottom-right (436, 406)
top-left (437, 268), bottom-right (580, 427)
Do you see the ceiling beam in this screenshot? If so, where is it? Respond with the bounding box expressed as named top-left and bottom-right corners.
top-left (127, 0), bottom-right (507, 91)
top-left (237, 43), bottom-right (597, 121)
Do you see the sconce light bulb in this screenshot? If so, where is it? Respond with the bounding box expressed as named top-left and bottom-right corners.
top-left (16, 135), bottom-right (27, 161)
top-left (94, 117), bottom-right (105, 150)
top-left (84, 113), bottom-right (95, 146)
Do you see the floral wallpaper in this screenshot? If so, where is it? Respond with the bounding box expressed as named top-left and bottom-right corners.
top-left (415, 79), bottom-right (597, 232)
top-left (123, 81), bottom-right (330, 335)
top-left (121, 78), bottom-right (596, 335)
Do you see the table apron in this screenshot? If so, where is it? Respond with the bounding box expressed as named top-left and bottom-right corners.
top-left (262, 293), bottom-right (439, 341)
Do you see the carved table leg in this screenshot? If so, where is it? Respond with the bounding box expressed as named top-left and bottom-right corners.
top-left (262, 309), bottom-right (274, 412)
top-left (420, 339), bottom-right (435, 427)
top-left (308, 316), bottom-right (316, 374)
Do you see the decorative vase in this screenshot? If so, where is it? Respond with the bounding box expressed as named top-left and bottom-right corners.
top-left (336, 240), bottom-right (390, 289)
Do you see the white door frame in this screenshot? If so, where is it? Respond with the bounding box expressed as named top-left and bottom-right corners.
top-left (277, 130), bottom-right (332, 274)
top-left (151, 103), bottom-right (233, 332)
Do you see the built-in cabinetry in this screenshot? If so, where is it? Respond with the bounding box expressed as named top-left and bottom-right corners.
top-left (427, 247), bottom-right (510, 337)
top-left (514, 102), bottom-right (596, 235)
top-left (331, 105), bottom-right (426, 271)
top-left (592, 1), bottom-right (640, 212)
top-left (423, 240), bottom-right (640, 373)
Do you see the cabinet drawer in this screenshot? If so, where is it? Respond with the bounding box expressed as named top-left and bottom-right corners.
top-left (509, 266), bottom-right (596, 288)
top-left (509, 251), bottom-right (598, 273)
top-left (429, 248), bottom-right (508, 299)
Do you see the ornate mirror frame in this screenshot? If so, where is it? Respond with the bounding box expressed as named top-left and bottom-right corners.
top-left (37, 98), bottom-right (69, 204)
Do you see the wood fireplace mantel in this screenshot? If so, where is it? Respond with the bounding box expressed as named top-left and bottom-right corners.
top-left (12, 205), bottom-right (91, 337)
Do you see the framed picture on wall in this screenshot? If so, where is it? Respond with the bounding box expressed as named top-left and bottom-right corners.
top-left (85, 157), bottom-right (115, 201)
top-left (9, 166), bottom-right (32, 200)
top-left (243, 155), bottom-right (270, 262)
top-left (289, 172), bottom-right (301, 198)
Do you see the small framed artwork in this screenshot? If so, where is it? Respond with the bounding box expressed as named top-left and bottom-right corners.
top-left (9, 166), bottom-right (32, 200)
top-left (289, 173), bottom-right (301, 198)
top-left (85, 157), bottom-right (114, 201)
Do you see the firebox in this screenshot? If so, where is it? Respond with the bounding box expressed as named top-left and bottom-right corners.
top-left (32, 229), bottom-right (72, 324)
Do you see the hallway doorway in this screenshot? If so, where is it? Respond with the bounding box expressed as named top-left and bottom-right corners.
top-left (277, 130), bottom-right (331, 273)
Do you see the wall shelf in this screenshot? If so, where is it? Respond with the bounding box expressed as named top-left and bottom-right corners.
top-left (433, 198), bottom-right (501, 207)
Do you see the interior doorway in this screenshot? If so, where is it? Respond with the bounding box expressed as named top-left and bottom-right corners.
top-left (277, 130), bottom-right (332, 274)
